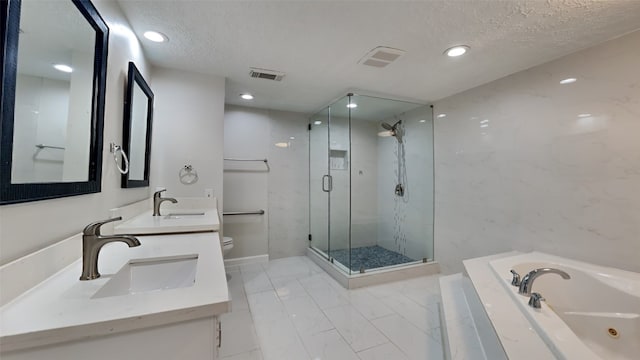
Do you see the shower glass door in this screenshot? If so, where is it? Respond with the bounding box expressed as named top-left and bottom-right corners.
top-left (309, 93), bottom-right (434, 276)
top-left (327, 96), bottom-right (351, 272)
top-left (309, 109), bottom-right (329, 258)
top-left (308, 96), bottom-right (353, 273)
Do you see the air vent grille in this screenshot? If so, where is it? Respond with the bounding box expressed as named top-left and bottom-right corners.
top-left (249, 68), bottom-right (285, 81)
top-left (358, 46), bottom-right (406, 68)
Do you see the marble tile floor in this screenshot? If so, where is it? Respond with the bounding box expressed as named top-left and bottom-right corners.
top-left (220, 256), bottom-right (443, 360)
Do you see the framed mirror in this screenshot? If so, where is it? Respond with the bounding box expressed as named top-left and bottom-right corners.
top-left (121, 62), bottom-right (153, 188)
top-left (0, 0), bottom-right (109, 204)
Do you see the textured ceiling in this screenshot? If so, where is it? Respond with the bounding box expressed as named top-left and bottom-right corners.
top-left (116, 0), bottom-right (640, 114)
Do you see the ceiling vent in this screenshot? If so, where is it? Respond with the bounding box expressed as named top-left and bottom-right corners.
top-left (249, 67), bottom-right (285, 81)
top-left (358, 46), bottom-right (406, 68)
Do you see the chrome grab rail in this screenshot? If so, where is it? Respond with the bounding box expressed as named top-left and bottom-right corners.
top-left (36, 144), bottom-right (65, 150)
top-left (223, 210), bottom-right (265, 216)
top-left (224, 158), bottom-right (270, 171)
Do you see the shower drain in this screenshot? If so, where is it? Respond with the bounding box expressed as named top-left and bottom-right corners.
top-left (607, 328), bottom-right (619, 338)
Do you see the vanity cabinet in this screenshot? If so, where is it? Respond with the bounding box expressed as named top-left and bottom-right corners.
top-left (2, 317), bottom-right (221, 360)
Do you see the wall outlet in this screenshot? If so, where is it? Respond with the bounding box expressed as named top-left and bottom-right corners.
top-left (205, 188), bottom-right (213, 198)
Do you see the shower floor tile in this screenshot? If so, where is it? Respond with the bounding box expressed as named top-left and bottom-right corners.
top-left (329, 245), bottom-right (416, 272)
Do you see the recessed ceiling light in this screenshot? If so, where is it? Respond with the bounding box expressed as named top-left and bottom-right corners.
top-left (240, 93), bottom-right (254, 100)
top-left (53, 64), bottom-right (73, 73)
top-left (143, 31), bottom-right (168, 43)
top-left (346, 103), bottom-right (358, 109)
top-left (480, 119), bottom-right (489, 124)
top-left (437, 114), bottom-right (446, 118)
top-left (560, 78), bottom-right (577, 84)
top-left (444, 45), bottom-right (469, 57)
top-left (480, 124), bottom-right (489, 128)
top-left (419, 119), bottom-right (426, 123)
top-left (578, 113), bottom-right (592, 118)
top-left (314, 121), bottom-right (322, 125)
top-left (275, 142), bottom-right (289, 148)
top-left (289, 136), bottom-right (295, 140)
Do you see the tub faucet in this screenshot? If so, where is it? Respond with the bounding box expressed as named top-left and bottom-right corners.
top-left (518, 268), bottom-right (571, 296)
top-left (510, 269), bottom-right (521, 286)
top-left (153, 189), bottom-right (178, 216)
top-left (80, 217), bottom-right (140, 280)
top-left (528, 292), bottom-right (545, 309)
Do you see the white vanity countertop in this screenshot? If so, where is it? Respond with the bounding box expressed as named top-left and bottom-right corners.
top-left (113, 208), bottom-right (220, 235)
top-left (0, 232), bottom-right (230, 353)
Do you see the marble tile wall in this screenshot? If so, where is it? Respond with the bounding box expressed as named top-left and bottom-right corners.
top-left (267, 110), bottom-right (313, 259)
top-left (433, 30), bottom-right (640, 274)
top-left (223, 105), bottom-right (309, 260)
top-left (376, 105), bottom-right (434, 261)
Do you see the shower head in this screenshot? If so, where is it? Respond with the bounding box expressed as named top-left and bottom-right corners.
top-left (381, 120), bottom-right (401, 131)
top-left (380, 120), bottom-right (403, 143)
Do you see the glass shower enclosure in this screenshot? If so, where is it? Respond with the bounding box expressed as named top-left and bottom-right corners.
top-left (309, 93), bottom-right (434, 275)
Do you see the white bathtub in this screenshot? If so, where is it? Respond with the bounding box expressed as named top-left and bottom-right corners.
top-left (489, 252), bottom-right (640, 360)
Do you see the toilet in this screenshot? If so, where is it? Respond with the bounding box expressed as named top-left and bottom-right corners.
top-left (222, 236), bottom-right (234, 256)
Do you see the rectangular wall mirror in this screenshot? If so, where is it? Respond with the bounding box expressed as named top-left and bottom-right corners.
top-left (0, 0), bottom-right (109, 204)
top-left (121, 62), bottom-right (153, 188)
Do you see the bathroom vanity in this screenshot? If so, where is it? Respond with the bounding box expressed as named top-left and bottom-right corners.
top-left (111, 197), bottom-right (220, 235)
top-left (0, 196), bottom-right (229, 359)
top-left (0, 232), bottom-right (229, 359)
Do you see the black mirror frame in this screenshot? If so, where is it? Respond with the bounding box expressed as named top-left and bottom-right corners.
top-left (121, 62), bottom-right (153, 188)
top-left (0, 0), bottom-right (109, 205)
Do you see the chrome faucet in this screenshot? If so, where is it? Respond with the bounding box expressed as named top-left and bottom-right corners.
top-left (80, 217), bottom-right (141, 280)
top-left (153, 189), bottom-right (178, 216)
top-left (518, 267), bottom-right (571, 296)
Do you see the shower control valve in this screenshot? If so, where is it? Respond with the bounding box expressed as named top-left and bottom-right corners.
top-left (395, 183), bottom-right (404, 197)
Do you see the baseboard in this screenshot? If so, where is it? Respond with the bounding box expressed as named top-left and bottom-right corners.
top-left (224, 254), bottom-right (269, 268)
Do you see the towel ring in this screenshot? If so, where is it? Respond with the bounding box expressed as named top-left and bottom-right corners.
top-left (179, 164), bottom-right (199, 185)
top-left (110, 143), bottom-right (129, 175)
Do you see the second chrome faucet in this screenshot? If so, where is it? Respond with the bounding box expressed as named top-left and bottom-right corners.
top-left (153, 189), bottom-right (178, 216)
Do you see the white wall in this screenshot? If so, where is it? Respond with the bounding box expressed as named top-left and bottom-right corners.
top-left (0, 0), bottom-right (151, 265)
top-left (149, 68), bottom-right (225, 211)
top-left (376, 106), bottom-right (434, 261)
top-left (223, 105), bottom-right (309, 260)
top-left (434, 30), bottom-right (640, 274)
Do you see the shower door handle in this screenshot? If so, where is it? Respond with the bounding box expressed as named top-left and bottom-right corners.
top-left (322, 175), bottom-right (333, 192)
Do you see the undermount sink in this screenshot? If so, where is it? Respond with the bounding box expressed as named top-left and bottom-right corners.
top-left (92, 255), bottom-right (198, 298)
top-left (164, 212), bottom-right (206, 219)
